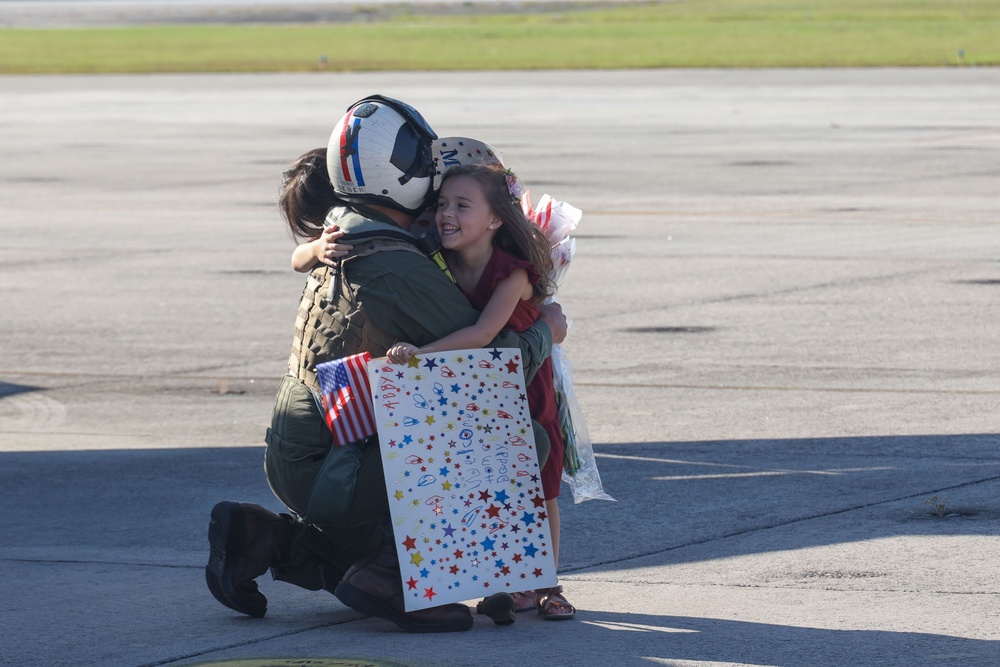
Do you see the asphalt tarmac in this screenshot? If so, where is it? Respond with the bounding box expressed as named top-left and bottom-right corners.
top-left (2, 69), bottom-right (999, 667)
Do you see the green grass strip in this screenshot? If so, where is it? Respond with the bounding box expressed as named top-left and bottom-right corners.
top-left (1, 0), bottom-right (998, 74)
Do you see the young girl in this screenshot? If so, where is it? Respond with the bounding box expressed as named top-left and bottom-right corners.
top-left (279, 147), bottom-right (354, 272)
top-left (387, 163), bottom-right (576, 621)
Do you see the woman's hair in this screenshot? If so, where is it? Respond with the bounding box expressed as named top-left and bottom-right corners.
top-left (278, 147), bottom-right (346, 239)
top-left (439, 163), bottom-right (555, 304)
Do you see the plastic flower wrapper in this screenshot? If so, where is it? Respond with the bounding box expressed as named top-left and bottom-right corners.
top-left (522, 191), bottom-right (615, 504)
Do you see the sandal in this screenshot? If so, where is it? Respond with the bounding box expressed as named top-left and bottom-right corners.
top-left (535, 585), bottom-right (576, 621)
top-left (475, 592), bottom-right (516, 626)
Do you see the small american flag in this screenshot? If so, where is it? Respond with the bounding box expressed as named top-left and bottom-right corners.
top-left (316, 352), bottom-right (376, 447)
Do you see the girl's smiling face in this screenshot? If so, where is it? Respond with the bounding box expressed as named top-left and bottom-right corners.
top-left (435, 174), bottom-right (499, 254)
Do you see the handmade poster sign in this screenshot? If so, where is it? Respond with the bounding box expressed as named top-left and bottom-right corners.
top-left (369, 347), bottom-right (558, 612)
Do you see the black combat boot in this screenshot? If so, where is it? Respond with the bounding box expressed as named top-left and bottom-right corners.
top-left (205, 501), bottom-right (290, 618)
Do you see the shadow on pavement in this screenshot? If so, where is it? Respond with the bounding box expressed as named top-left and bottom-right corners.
top-left (3, 433), bottom-right (998, 568)
top-left (571, 611), bottom-right (998, 667)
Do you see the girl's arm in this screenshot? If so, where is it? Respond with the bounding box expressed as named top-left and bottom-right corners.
top-left (387, 268), bottom-right (532, 363)
top-left (291, 225), bottom-right (352, 272)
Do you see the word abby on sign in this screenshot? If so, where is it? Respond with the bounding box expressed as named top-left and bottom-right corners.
top-left (369, 347), bottom-right (558, 612)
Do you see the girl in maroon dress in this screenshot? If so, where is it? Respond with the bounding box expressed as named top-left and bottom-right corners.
top-left (387, 163), bottom-right (576, 621)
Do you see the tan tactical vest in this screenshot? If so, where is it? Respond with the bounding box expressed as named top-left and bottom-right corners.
top-left (287, 235), bottom-right (424, 394)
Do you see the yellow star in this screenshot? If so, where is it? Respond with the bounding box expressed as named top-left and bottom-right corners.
top-left (426, 415), bottom-right (436, 425)
top-left (410, 551), bottom-right (424, 566)
top-left (442, 481), bottom-right (453, 491)
top-left (394, 490), bottom-right (404, 500)
top-left (407, 356), bottom-right (421, 368)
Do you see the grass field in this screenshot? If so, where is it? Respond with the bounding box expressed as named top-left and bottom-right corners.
top-left (1, 0), bottom-right (998, 73)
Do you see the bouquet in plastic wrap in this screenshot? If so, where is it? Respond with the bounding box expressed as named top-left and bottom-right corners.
top-left (522, 192), bottom-right (615, 504)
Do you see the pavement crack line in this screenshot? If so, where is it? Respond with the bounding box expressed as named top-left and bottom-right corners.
top-left (573, 381), bottom-right (1000, 396)
top-left (561, 474), bottom-right (1000, 575)
top-left (2, 558), bottom-right (203, 568)
top-left (139, 621), bottom-right (357, 667)
top-left (577, 261), bottom-right (969, 324)
top-left (561, 577), bottom-right (999, 597)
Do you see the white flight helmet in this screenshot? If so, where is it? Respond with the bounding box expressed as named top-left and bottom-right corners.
top-left (328, 95), bottom-right (438, 216)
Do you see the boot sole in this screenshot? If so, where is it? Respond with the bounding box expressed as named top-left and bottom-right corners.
top-left (475, 593), bottom-right (516, 626)
top-left (205, 501), bottom-right (267, 618)
top-left (334, 580), bottom-right (473, 633)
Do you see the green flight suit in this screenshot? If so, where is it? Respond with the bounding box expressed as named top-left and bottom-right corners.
top-left (264, 206), bottom-right (553, 592)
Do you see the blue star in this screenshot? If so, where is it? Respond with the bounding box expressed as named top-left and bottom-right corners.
top-left (489, 347), bottom-right (503, 360)
top-left (494, 558), bottom-right (506, 569)
top-left (420, 568), bottom-right (430, 578)
top-left (520, 511), bottom-right (535, 526)
top-left (424, 357), bottom-right (439, 370)
top-left (481, 536), bottom-right (496, 551)
top-left (523, 543), bottom-right (538, 558)
top-left (402, 434), bottom-right (413, 445)
top-left (443, 523), bottom-right (457, 538)
top-left (451, 384), bottom-right (461, 393)
top-left (439, 466), bottom-right (449, 476)
top-left (494, 489), bottom-right (510, 503)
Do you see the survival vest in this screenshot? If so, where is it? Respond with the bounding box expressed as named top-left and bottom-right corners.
top-left (287, 211), bottom-right (430, 394)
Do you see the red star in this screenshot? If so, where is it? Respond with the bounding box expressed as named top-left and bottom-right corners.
top-left (423, 587), bottom-right (437, 600)
top-left (513, 553), bottom-right (523, 563)
top-left (450, 565), bottom-right (460, 575)
top-left (478, 490), bottom-right (492, 502)
top-left (501, 566), bottom-right (511, 575)
top-left (406, 577), bottom-right (419, 590)
top-left (402, 535), bottom-right (417, 551)
top-left (533, 568), bottom-right (543, 577)
top-left (454, 549), bottom-right (464, 559)
top-left (531, 494), bottom-right (545, 508)
top-left (485, 504), bottom-right (502, 519)
top-left (505, 359), bottom-right (519, 373)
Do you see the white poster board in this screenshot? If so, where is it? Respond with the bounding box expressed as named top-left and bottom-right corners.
top-left (369, 347), bottom-right (558, 611)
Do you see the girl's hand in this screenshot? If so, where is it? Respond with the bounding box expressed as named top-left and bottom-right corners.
top-left (315, 225), bottom-right (353, 266)
top-left (387, 342), bottom-right (419, 364)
